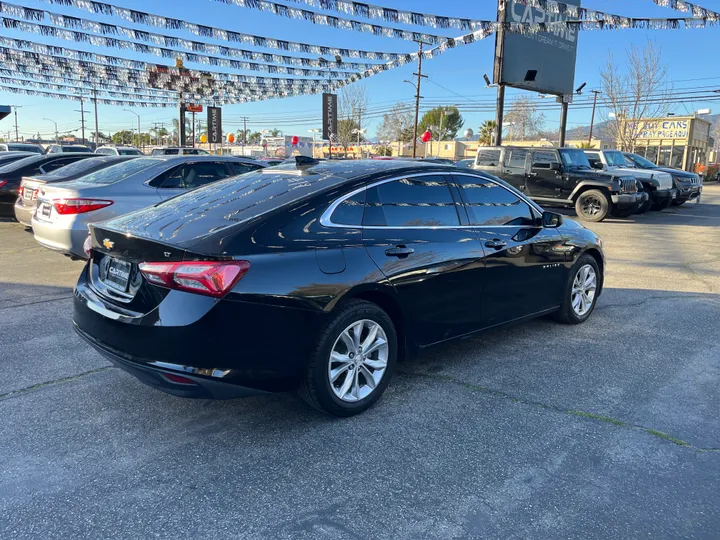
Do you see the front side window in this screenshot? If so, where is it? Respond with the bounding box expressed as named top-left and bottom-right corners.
top-left (504, 149), bottom-right (528, 168)
top-left (364, 175), bottom-right (460, 227)
top-left (532, 151), bottom-right (560, 165)
top-left (604, 151), bottom-right (627, 167)
top-left (452, 175), bottom-right (535, 226)
top-left (475, 149), bottom-right (501, 167)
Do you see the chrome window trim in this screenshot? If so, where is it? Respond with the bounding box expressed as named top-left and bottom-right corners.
top-left (319, 171), bottom-right (543, 230)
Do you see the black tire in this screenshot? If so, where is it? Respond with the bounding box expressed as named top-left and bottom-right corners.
top-left (554, 254), bottom-right (601, 325)
top-left (651, 197), bottom-right (671, 211)
top-left (671, 199), bottom-right (686, 206)
top-left (298, 300), bottom-right (397, 417)
top-left (574, 189), bottom-right (611, 222)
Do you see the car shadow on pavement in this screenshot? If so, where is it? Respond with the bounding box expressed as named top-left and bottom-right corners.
top-left (553, 201), bottom-right (717, 226)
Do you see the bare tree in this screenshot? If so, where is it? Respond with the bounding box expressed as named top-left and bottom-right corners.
top-left (600, 40), bottom-right (670, 152)
top-left (338, 84), bottom-right (370, 156)
top-left (504, 95), bottom-right (545, 141)
top-left (376, 102), bottom-right (414, 155)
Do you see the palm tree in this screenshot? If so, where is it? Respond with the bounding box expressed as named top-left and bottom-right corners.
top-left (478, 120), bottom-right (496, 146)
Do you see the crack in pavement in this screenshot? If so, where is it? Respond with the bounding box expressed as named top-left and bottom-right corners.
top-left (596, 293), bottom-right (715, 310)
top-left (0, 366), bottom-right (115, 402)
top-left (0, 295), bottom-right (73, 310)
top-left (398, 370), bottom-right (720, 453)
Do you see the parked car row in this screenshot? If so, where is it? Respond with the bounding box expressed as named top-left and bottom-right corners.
top-left (1, 153), bottom-right (266, 259)
top-left (468, 146), bottom-right (703, 222)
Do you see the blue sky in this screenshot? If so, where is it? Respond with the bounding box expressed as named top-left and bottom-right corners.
top-left (1, 0), bottom-right (720, 141)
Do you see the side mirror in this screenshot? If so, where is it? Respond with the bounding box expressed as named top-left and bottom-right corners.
top-left (550, 162), bottom-right (561, 171)
top-left (542, 211), bottom-right (563, 228)
top-left (590, 161), bottom-right (603, 170)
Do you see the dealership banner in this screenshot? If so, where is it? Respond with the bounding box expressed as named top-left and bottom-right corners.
top-left (207, 106), bottom-right (222, 145)
top-left (322, 93), bottom-right (337, 141)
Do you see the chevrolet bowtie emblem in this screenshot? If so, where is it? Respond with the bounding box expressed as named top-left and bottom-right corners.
top-left (103, 239), bottom-right (114, 249)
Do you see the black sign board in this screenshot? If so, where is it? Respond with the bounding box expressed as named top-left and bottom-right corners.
top-left (495, 0), bottom-right (581, 96)
top-left (322, 93), bottom-right (337, 141)
top-left (207, 106), bottom-right (222, 144)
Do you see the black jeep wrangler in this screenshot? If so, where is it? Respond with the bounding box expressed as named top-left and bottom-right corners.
top-left (473, 147), bottom-right (647, 221)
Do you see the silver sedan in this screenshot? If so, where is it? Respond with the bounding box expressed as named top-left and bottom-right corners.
top-left (32, 155), bottom-right (265, 259)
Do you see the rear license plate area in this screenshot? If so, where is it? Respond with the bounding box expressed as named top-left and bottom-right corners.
top-left (103, 258), bottom-right (132, 292)
top-left (22, 188), bottom-right (35, 201)
top-left (39, 203), bottom-right (51, 219)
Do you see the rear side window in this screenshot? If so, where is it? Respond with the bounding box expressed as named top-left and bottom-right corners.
top-left (154, 162), bottom-right (231, 189)
top-left (452, 175), bottom-right (535, 226)
top-left (40, 157), bottom-right (107, 179)
top-left (40, 157), bottom-right (85, 173)
top-left (0, 156), bottom-right (44, 174)
top-left (78, 158), bottom-right (159, 185)
top-left (475, 149), bottom-right (501, 167)
top-left (230, 162), bottom-right (262, 176)
top-left (330, 191), bottom-right (365, 226)
top-left (504, 149), bottom-right (528, 168)
top-left (364, 175), bottom-right (460, 227)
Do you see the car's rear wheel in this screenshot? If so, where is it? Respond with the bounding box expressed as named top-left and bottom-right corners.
top-left (554, 254), bottom-right (601, 325)
top-left (575, 190), bottom-right (610, 222)
top-left (299, 300), bottom-right (397, 416)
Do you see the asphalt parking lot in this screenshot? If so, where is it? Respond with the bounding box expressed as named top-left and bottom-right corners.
top-left (1, 185), bottom-right (719, 539)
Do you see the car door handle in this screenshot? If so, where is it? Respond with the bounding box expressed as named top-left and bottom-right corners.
top-left (527, 172), bottom-right (538, 177)
top-left (385, 246), bottom-right (415, 258)
top-left (485, 239), bottom-right (507, 249)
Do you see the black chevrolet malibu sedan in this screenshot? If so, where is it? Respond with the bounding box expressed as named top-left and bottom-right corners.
top-left (74, 158), bottom-right (605, 416)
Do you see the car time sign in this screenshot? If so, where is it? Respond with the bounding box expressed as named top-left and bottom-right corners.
top-left (207, 106), bottom-right (222, 144)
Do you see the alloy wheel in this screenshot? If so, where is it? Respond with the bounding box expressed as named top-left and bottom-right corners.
top-left (571, 264), bottom-right (597, 316)
top-left (581, 196), bottom-right (602, 216)
top-left (328, 319), bottom-right (389, 403)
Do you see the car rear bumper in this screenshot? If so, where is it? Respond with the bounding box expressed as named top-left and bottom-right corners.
top-left (73, 266), bottom-right (323, 396)
top-left (13, 200), bottom-right (34, 227)
top-left (74, 324), bottom-right (269, 399)
top-left (31, 215), bottom-right (88, 259)
top-left (611, 192), bottom-right (645, 210)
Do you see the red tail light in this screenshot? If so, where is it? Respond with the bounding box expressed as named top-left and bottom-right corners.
top-left (53, 198), bottom-right (114, 215)
top-left (138, 260), bottom-right (250, 298)
top-left (0, 180), bottom-right (7, 188)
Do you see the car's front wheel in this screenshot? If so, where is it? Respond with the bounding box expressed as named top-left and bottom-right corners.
top-left (651, 197), bottom-right (672, 211)
top-left (554, 254), bottom-right (601, 324)
top-left (575, 190), bottom-right (610, 222)
top-left (299, 300), bottom-right (397, 416)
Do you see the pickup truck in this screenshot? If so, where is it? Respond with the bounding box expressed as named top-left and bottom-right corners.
top-left (473, 146), bottom-right (646, 222)
top-left (583, 149), bottom-right (674, 211)
top-left (622, 152), bottom-right (702, 206)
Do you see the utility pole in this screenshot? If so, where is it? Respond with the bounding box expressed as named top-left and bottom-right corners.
top-left (122, 109), bottom-right (141, 150)
top-left (559, 100), bottom-right (569, 147)
top-left (43, 117), bottom-right (58, 143)
top-left (93, 86), bottom-right (99, 147)
top-left (74, 99), bottom-right (87, 144)
top-left (588, 90), bottom-right (602, 144)
top-left (411, 40), bottom-right (429, 158)
top-left (493, 0), bottom-right (507, 147)
top-left (12, 106), bottom-right (21, 142)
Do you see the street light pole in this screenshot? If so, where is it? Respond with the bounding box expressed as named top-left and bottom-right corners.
top-left (123, 109), bottom-right (141, 150)
top-left (43, 118), bottom-right (58, 144)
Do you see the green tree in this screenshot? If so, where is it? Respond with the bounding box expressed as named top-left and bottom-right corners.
top-left (478, 120), bottom-right (496, 146)
top-left (419, 106), bottom-right (464, 140)
top-left (247, 132), bottom-right (262, 144)
top-left (112, 130), bottom-right (135, 145)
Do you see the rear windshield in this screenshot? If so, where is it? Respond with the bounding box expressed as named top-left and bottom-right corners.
top-left (8, 144), bottom-right (41, 153)
top-left (39, 157), bottom-right (116, 179)
top-left (64, 146), bottom-right (91, 152)
top-left (76, 158), bottom-right (160, 185)
top-left (118, 148), bottom-right (143, 155)
top-left (0, 155), bottom-right (44, 173)
top-left (106, 169), bottom-right (341, 243)
top-left (604, 151), bottom-right (627, 167)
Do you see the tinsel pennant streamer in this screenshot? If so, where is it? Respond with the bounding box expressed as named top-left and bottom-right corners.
top-left (0, 84), bottom-right (177, 107)
top-left (0, 75), bottom-right (179, 101)
top-left (0, 16), bottom-right (359, 78)
top-left (37, 0), bottom-right (447, 47)
top-left (0, 3), bottom-right (383, 71)
top-left (203, 0), bottom-right (720, 30)
top-left (651, 0), bottom-right (720, 21)
top-left (0, 39), bottom-right (343, 88)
